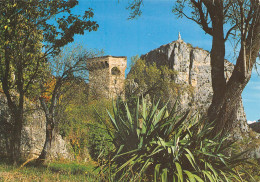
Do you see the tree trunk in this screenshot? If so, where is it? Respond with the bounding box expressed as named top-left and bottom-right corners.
top-left (209, 80), bottom-right (247, 136)
top-left (206, 1), bottom-right (260, 136)
top-left (208, 34), bottom-right (260, 136)
top-left (37, 116), bottom-right (54, 163)
top-left (206, 8), bottom-right (228, 135)
top-left (37, 97), bottom-right (55, 163)
top-left (10, 111), bottom-right (23, 165)
top-left (207, 41), bottom-right (249, 136)
top-left (4, 133), bottom-right (10, 157)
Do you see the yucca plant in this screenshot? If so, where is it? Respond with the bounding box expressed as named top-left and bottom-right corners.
top-left (101, 98), bottom-right (249, 182)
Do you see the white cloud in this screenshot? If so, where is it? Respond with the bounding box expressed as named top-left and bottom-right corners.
top-left (247, 120), bottom-right (256, 124)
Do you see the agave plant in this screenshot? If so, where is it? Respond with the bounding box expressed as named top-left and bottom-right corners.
top-left (101, 98), bottom-right (248, 182)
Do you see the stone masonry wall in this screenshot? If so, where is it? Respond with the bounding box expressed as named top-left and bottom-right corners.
top-left (88, 56), bottom-right (127, 99)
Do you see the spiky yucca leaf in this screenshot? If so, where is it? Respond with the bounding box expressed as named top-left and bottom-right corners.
top-left (102, 98), bottom-right (248, 182)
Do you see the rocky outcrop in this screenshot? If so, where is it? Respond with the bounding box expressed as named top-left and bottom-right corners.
top-left (138, 39), bottom-right (260, 161)
top-left (21, 109), bottom-right (72, 160)
top-left (140, 39), bottom-right (249, 137)
top-left (249, 121), bottom-right (260, 133)
top-left (0, 93), bottom-right (72, 160)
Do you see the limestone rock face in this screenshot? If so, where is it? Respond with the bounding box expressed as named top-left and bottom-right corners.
top-left (0, 94), bottom-right (72, 160)
top-left (20, 109), bottom-right (47, 158)
top-left (249, 121), bottom-right (260, 133)
top-left (21, 109), bottom-right (72, 160)
top-left (140, 40), bottom-right (249, 136)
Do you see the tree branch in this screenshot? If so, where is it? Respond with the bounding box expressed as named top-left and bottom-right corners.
top-left (192, 0), bottom-right (213, 35)
top-left (224, 24), bottom-right (237, 41)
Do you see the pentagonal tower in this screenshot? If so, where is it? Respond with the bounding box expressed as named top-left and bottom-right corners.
top-left (87, 56), bottom-right (127, 99)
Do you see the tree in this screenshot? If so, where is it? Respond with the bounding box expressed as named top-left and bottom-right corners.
top-left (0, 0), bottom-right (98, 164)
top-left (37, 45), bottom-right (101, 162)
top-left (126, 0), bottom-right (260, 135)
top-left (126, 57), bottom-right (192, 107)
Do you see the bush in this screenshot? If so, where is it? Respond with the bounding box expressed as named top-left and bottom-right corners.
top-left (87, 121), bottom-right (113, 161)
top-left (85, 98), bottom-right (114, 161)
top-left (58, 97), bottom-right (114, 161)
top-left (102, 98), bottom-right (249, 181)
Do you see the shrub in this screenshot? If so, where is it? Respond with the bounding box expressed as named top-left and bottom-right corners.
top-left (87, 121), bottom-right (113, 161)
top-left (85, 98), bottom-right (114, 161)
top-left (102, 98), bottom-right (249, 181)
top-left (58, 97), bottom-right (114, 161)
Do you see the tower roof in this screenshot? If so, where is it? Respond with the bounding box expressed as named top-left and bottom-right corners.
top-left (87, 55), bottom-right (127, 70)
top-left (88, 55), bottom-right (127, 60)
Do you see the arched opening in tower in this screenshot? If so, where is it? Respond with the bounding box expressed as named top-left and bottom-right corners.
top-left (111, 67), bottom-right (121, 75)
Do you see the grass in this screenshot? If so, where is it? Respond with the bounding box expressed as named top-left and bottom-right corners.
top-left (1, 160), bottom-right (259, 182)
top-left (0, 159), bottom-right (100, 182)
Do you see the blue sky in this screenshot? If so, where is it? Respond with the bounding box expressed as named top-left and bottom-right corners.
top-left (70, 0), bottom-right (259, 122)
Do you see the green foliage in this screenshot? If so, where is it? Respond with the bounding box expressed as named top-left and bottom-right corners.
top-left (239, 159), bottom-right (260, 181)
top-left (0, 10), bottom-right (45, 98)
top-left (102, 98), bottom-right (249, 181)
top-left (48, 161), bottom-right (95, 175)
top-left (58, 91), bottom-right (114, 161)
top-left (0, 0), bottom-right (99, 97)
top-left (0, 159), bottom-right (99, 181)
top-left (87, 122), bottom-right (113, 161)
top-left (0, 0), bottom-right (99, 162)
top-left (126, 58), bottom-right (193, 105)
top-left (84, 98), bottom-right (114, 161)
top-left (0, 0), bottom-right (98, 54)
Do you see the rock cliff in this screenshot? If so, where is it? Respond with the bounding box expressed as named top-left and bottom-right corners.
top-left (0, 93), bottom-right (72, 160)
top-left (140, 39), bottom-right (249, 137)
top-left (249, 121), bottom-right (260, 133)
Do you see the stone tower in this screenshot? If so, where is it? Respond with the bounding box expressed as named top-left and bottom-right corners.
top-left (87, 56), bottom-right (127, 99)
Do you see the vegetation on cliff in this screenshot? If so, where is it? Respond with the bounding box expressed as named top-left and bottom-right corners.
top-left (126, 57), bottom-right (194, 106)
